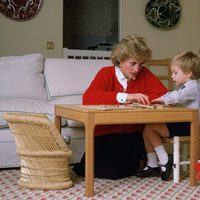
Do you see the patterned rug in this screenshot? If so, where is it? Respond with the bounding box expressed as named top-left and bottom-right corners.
top-left (0, 169), bottom-right (200, 200)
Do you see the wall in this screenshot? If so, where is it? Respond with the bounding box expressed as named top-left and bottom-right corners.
top-left (122, 0), bottom-right (200, 59)
top-left (0, 0), bottom-right (63, 58)
top-left (0, 0), bottom-right (200, 59)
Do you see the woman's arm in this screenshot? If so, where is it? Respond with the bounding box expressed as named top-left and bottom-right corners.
top-left (83, 67), bottom-right (120, 104)
top-left (142, 68), bottom-right (168, 101)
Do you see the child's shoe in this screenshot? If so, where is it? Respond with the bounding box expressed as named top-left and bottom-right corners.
top-left (136, 166), bottom-right (160, 177)
top-left (160, 154), bottom-right (173, 181)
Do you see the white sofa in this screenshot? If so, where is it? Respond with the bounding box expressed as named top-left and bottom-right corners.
top-left (0, 53), bottom-right (112, 168)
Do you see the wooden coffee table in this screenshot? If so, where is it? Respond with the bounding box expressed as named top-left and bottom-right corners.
top-left (55, 104), bottom-right (199, 197)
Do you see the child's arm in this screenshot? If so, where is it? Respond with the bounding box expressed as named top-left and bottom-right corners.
top-left (153, 84), bottom-right (198, 105)
top-left (161, 88), bottom-right (196, 105)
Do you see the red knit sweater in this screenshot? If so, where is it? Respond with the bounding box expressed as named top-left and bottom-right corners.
top-left (83, 66), bottom-right (168, 136)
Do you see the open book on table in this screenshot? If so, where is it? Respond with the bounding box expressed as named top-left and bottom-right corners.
top-left (79, 103), bottom-right (168, 110)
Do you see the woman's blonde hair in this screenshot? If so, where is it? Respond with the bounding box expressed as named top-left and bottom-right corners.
top-left (111, 35), bottom-right (152, 66)
top-left (171, 51), bottom-right (200, 79)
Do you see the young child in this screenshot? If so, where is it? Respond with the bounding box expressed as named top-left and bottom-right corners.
top-left (136, 51), bottom-right (200, 181)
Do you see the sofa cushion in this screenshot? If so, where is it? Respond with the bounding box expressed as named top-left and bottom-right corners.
top-left (0, 53), bottom-right (47, 100)
top-left (49, 95), bottom-right (84, 127)
top-left (48, 95), bottom-right (83, 105)
top-left (0, 98), bottom-right (54, 126)
top-left (44, 58), bottom-right (112, 99)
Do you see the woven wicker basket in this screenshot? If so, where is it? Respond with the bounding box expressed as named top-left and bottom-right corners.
top-left (3, 112), bottom-right (73, 190)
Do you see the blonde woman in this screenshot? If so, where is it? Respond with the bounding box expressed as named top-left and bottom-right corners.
top-left (74, 35), bottom-right (168, 179)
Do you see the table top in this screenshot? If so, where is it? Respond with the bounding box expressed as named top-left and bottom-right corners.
top-left (55, 104), bottom-right (198, 113)
top-left (55, 104), bottom-right (198, 125)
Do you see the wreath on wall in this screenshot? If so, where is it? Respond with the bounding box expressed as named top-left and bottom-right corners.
top-left (0, 0), bottom-right (44, 21)
top-left (145, 0), bottom-right (181, 30)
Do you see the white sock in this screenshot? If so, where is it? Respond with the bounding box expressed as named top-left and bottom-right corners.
top-left (146, 152), bottom-right (159, 168)
top-left (154, 145), bottom-right (168, 168)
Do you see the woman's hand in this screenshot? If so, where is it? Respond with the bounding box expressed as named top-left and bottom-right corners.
top-left (126, 93), bottom-right (150, 104)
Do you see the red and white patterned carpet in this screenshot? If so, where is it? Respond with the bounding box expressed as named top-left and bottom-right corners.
top-left (0, 169), bottom-right (200, 200)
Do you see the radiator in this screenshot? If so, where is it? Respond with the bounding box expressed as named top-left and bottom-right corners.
top-left (63, 48), bottom-right (111, 60)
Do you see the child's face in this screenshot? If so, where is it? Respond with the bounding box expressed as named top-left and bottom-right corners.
top-left (171, 65), bottom-right (192, 86)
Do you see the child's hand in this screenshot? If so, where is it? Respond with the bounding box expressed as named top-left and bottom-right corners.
top-left (151, 97), bottom-right (163, 104)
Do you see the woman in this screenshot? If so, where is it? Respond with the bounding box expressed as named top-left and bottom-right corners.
top-left (74, 35), bottom-right (168, 179)
top-left (83, 35), bottom-right (168, 136)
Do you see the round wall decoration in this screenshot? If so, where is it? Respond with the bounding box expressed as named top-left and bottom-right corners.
top-left (145, 0), bottom-right (181, 30)
top-left (0, 0), bottom-right (44, 21)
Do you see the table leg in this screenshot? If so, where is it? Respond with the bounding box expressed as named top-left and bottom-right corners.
top-left (84, 115), bottom-right (95, 197)
top-left (55, 115), bottom-right (61, 132)
top-left (189, 110), bottom-right (199, 186)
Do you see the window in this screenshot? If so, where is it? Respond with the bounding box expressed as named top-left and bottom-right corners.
top-left (63, 0), bottom-right (119, 51)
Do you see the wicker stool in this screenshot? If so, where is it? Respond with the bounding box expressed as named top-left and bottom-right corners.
top-left (3, 112), bottom-right (73, 190)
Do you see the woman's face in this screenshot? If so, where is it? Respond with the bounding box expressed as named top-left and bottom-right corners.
top-left (119, 58), bottom-right (144, 80)
top-left (171, 64), bottom-right (192, 86)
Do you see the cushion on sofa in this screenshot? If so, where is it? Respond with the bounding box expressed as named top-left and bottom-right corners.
top-left (0, 53), bottom-right (47, 100)
top-left (49, 95), bottom-right (84, 127)
top-left (0, 98), bottom-right (54, 126)
top-left (48, 94), bottom-right (83, 104)
top-left (44, 59), bottom-right (112, 99)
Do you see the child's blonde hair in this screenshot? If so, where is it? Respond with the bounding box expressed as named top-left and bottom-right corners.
top-left (111, 35), bottom-right (152, 66)
top-left (171, 51), bottom-right (200, 79)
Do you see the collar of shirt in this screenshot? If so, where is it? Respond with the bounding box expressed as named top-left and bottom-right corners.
top-left (115, 66), bottom-right (127, 92)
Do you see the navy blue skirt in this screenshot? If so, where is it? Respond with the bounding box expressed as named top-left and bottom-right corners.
top-left (166, 122), bottom-right (190, 137)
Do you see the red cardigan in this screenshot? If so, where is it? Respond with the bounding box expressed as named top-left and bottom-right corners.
top-left (83, 66), bottom-right (168, 136)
